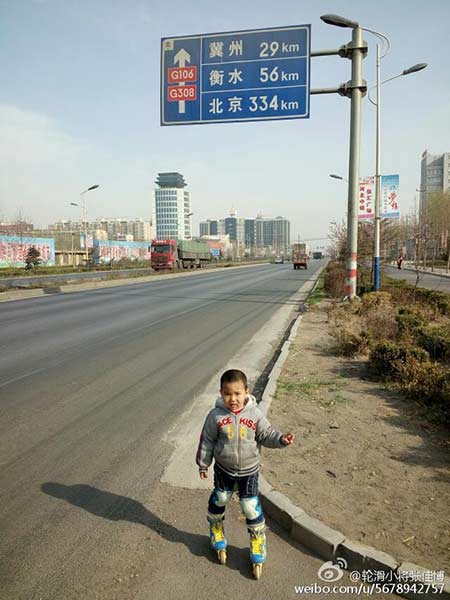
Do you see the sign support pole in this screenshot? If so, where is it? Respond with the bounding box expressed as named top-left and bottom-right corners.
top-left (345, 25), bottom-right (364, 300)
top-left (373, 43), bottom-right (381, 291)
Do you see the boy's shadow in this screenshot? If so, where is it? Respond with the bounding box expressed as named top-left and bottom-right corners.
top-left (41, 482), bottom-right (253, 579)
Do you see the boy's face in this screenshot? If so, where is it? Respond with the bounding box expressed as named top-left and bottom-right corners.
top-left (221, 380), bottom-right (248, 412)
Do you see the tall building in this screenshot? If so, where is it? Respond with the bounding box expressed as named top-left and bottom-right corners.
top-left (152, 172), bottom-right (192, 240)
top-left (223, 208), bottom-right (245, 243)
top-left (255, 215), bottom-right (290, 253)
top-left (420, 150), bottom-right (450, 209)
top-left (273, 216), bottom-right (291, 253)
top-left (199, 221), bottom-right (210, 236)
top-left (244, 219), bottom-right (256, 248)
top-left (201, 211), bottom-right (290, 253)
top-left (199, 218), bottom-right (226, 237)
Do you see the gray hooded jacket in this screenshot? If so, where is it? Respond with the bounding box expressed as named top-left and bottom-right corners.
top-left (196, 395), bottom-right (286, 477)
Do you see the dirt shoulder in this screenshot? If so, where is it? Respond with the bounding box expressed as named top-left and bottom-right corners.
top-left (262, 301), bottom-right (450, 572)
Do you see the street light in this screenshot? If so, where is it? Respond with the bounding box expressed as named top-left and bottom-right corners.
top-left (70, 185), bottom-right (100, 269)
top-left (402, 64), bottom-right (428, 76)
top-left (329, 174), bottom-right (348, 182)
top-left (186, 212), bottom-right (194, 239)
top-left (321, 13), bottom-right (365, 299)
top-left (324, 16), bottom-right (427, 294)
top-left (368, 39), bottom-right (427, 291)
top-left (320, 14), bottom-right (359, 28)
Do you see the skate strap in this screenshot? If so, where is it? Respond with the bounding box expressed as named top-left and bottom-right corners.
top-left (211, 522), bottom-right (225, 542)
top-left (250, 534), bottom-right (265, 554)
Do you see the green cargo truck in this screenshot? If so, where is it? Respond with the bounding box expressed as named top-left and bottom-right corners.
top-left (151, 238), bottom-right (212, 270)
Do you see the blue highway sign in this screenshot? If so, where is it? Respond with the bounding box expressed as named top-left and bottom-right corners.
top-left (161, 25), bottom-right (310, 126)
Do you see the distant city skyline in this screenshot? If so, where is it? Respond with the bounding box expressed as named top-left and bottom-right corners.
top-left (1, 0), bottom-right (449, 240)
top-left (200, 213), bottom-right (291, 252)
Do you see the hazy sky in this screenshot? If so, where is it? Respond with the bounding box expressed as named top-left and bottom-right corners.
top-left (1, 0), bottom-right (449, 242)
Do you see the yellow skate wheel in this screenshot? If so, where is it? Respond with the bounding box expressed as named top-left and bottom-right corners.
top-left (253, 563), bottom-right (262, 579)
top-left (218, 550), bottom-right (227, 564)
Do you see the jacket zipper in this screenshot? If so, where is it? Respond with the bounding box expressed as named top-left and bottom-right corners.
top-left (234, 413), bottom-right (239, 473)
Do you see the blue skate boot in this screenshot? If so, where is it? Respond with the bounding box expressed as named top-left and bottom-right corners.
top-left (207, 514), bottom-right (227, 564)
top-left (249, 524), bottom-right (267, 579)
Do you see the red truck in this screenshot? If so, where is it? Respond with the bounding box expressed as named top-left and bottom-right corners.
top-left (292, 243), bottom-right (310, 270)
top-left (150, 239), bottom-right (212, 271)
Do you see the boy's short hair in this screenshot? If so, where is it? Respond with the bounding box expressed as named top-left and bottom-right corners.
top-left (220, 369), bottom-right (248, 390)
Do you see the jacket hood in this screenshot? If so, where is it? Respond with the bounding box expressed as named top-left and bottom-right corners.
top-left (215, 394), bottom-right (257, 412)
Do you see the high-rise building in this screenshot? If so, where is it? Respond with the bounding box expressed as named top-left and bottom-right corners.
top-left (129, 218), bottom-right (153, 241)
top-left (152, 172), bottom-right (192, 240)
top-left (255, 215), bottom-right (290, 253)
top-left (224, 208), bottom-right (245, 243)
top-left (244, 219), bottom-right (256, 249)
top-left (420, 150), bottom-right (450, 209)
top-left (199, 219), bottom-right (225, 237)
top-left (201, 211), bottom-right (290, 253)
top-left (199, 220), bottom-right (212, 236)
top-left (273, 216), bottom-right (291, 253)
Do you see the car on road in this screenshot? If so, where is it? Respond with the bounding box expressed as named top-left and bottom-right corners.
top-left (274, 257), bottom-right (284, 264)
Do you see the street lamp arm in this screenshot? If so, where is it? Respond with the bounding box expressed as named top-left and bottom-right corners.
top-left (361, 27), bottom-right (391, 58)
top-left (367, 72), bottom-right (403, 104)
top-left (329, 173), bottom-right (348, 182)
top-left (367, 64), bottom-right (428, 105)
top-left (81, 184), bottom-right (100, 195)
top-left (380, 72), bottom-right (407, 86)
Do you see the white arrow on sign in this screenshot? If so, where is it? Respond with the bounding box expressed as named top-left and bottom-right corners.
top-left (174, 48), bottom-right (191, 114)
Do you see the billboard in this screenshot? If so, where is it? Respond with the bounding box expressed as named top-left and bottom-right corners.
top-left (358, 175), bottom-right (400, 220)
top-left (358, 177), bottom-right (375, 220)
top-left (0, 236), bottom-right (55, 268)
top-left (381, 174), bottom-right (400, 218)
top-left (93, 240), bottom-right (151, 264)
top-left (80, 233), bottom-right (94, 249)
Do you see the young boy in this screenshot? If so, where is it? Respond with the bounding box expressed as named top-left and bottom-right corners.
top-left (196, 369), bottom-right (295, 578)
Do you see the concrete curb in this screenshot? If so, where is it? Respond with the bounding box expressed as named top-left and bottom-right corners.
top-left (258, 270), bottom-right (450, 599)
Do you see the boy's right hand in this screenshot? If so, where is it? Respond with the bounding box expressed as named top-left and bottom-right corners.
top-left (199, 471), bottom-right (208, 480)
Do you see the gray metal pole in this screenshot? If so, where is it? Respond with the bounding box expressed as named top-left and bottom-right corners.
top-left (345, 25), bottom-right (364, 299)
top-left (71, 231), bottom-right (75, 270)
top-left (82, 194), bottom-right (88, 270)
top-left (373, 43), bottom-right (381, 290)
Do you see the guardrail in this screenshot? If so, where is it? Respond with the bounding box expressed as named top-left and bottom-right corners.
top-left (0, 261), bottom-right (271, 290)
top-left (0, 268), bottom-right (155, 289)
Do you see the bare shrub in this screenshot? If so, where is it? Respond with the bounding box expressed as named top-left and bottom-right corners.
top-left (324, 261), bottom-right (345, 298)
top-left (364, 305), bottom-right (398, 343)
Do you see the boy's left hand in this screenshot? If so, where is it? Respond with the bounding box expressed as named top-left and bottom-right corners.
top-left (282, 433), bottom-right (295, 445)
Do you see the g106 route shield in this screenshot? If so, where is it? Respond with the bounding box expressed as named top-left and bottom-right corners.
top-left (161, 25), bottom-right (311, 126)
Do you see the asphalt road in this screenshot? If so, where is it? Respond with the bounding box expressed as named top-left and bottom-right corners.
top-left (384, 265), bottom-right (450, 293)
top-left (0, 261), bottom-right (367, 600)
